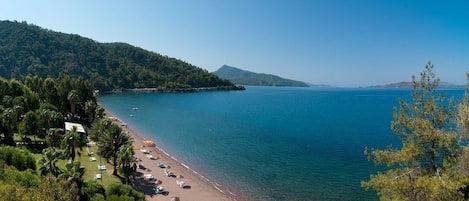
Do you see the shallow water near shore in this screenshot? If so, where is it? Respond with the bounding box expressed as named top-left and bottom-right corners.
top-left (99, 86), bottom-right (464, 201)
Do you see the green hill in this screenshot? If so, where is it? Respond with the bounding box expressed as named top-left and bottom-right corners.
top-left (0, 20), bottom-right (240, 91)
top-left (213, 65), bottom-right (308, 87)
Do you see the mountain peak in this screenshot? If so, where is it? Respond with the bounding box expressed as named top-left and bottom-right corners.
top-left (213, 65), bottom-right (309, 87)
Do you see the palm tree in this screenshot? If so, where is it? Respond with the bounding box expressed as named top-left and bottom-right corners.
top-left (46, 128), bottom-right (62, 148)
top-left (1, 105), bottom-right (23, 145)
top-left (99, 124), bottom-right (132, 175)
top-left (67, 90), bottom-right (80, 115)
top-left (58, 161), bottom-right (85, 195)
top-left (38, 148), bottom-right (61, 177)
top-left (38, 109), bottom-right (64, 131)
top-left (89, 118), bottom-right (112, 142)
top-left (84, 100), bottom-right (96, 123)
top-left (117, 144), bottom-right (136, 183)
top-left (61, 127), bottom-right (81, 163)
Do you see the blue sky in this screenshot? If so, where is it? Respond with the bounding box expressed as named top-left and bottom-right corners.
top-left (1, 0), bottom-right (468, 87)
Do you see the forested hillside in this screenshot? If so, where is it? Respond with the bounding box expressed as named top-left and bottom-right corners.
top-left (0, 20), bottom-right (238, 91)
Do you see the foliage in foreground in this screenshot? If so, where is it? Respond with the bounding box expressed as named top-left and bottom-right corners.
top-left (362, 62), bottom-right (469, 200)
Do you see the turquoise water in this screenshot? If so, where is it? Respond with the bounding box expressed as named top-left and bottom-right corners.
top-left (99, 87), bottom-right (464, 201)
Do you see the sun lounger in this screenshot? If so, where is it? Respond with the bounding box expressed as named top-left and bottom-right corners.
top-left (165, 169), bottom-right (176, 177)
top-left (138, 163), bottom-right (146, 169)
top-left (153, 186), bottom-right (165, 194)
top-left (176, 180), bottom-right (189, 188)
top-left (140, 149), bottom-right (150, 154)
top-left (86, 148), bottom-right (93, 156)
top-left (146, 154), bottom-right (156, 160)
top-left (90, 157), bottom-right (96, 161)
top-left (98, 165), bottom-right (106, 170)
top-left (157, 162), bottom-right (165, 168)
top-left (95, 174), bottom-right (101, 179)
top-left (144, 174), bottom-right (154, 180)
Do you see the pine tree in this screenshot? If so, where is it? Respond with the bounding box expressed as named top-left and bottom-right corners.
top-left (362, 62), bottom-right (467, 200)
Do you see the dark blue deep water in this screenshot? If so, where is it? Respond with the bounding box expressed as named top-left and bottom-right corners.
top-left (99, 87), bottom-right (464, 201)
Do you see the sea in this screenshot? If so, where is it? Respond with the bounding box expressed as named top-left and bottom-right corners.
top-left (99, 86), bottom-right (465, 201)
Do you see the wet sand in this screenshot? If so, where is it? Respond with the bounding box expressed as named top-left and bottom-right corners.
top-left (105, 111), bottom-right (245, 201)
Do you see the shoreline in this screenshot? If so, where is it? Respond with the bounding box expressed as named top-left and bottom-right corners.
top-left (103, 109), bottom-right (247, 201)
top-left (103, 85), bottom-right (246, 94)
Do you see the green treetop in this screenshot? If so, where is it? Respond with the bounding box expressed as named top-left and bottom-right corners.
top-left (362, 62), bottom-right (468, 200)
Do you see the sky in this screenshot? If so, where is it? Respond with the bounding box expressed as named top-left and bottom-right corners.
top-left (0, 0), bottom-right (468, 87)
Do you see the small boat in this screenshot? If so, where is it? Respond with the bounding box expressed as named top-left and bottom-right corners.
top-left (130, 114), bottom-right (134, 117)
top-left (132, 107), bottom-right (139, 110)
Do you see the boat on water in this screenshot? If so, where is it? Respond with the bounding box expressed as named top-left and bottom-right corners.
top-left (132, 107), bottom-right (139, 110)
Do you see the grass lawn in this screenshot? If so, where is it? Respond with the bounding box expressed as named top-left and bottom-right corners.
top-left (21, 136), bottom-right (123, 188)
top-left (55, 143), bottom-right (122, 187)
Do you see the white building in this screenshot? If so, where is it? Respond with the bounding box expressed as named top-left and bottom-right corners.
top-left (64, 122), bottom-right (86, 134)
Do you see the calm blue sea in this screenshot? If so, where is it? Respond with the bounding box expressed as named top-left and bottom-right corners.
top-left (99, 86), bottom-right (464, 201)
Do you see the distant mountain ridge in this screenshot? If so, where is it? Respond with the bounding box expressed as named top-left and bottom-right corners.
top-left (213, 65), bottom-right (309, 87)
top-left (368, 81), bottom-right (464, 89)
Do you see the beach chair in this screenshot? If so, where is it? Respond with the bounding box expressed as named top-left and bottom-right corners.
top-left (144, 174), bottom-right (154, 180)
top-left (176, 180), bottom-right (190, 188)
top-left (165, 169), bottom-right (176, 177)
top-left (157, 162), bottom-right (165, 168)
top-left (153, 186), bottom-right (164, 194)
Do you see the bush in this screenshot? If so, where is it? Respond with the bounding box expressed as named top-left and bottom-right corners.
top-left (82, 180), bottom-right (105, 201)
top-left (0, 146), bottom-right (36, 170)
top-left (106, 183), bottom-right (144, 201)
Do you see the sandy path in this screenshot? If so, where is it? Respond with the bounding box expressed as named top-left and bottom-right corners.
top-left (105, 111), bottom-right (245, 201)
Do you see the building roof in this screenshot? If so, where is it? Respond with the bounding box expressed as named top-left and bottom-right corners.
top-left (64, 122), bottom-right (86, 133)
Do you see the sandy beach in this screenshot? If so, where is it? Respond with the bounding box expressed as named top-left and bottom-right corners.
top-left (105, 111), bottom-right (245, 201)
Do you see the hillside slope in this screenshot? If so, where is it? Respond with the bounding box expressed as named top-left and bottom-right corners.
top-left (0, 20), bottom-right (238, 91)
top-left (213, 65), bottom-right (308, 87)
